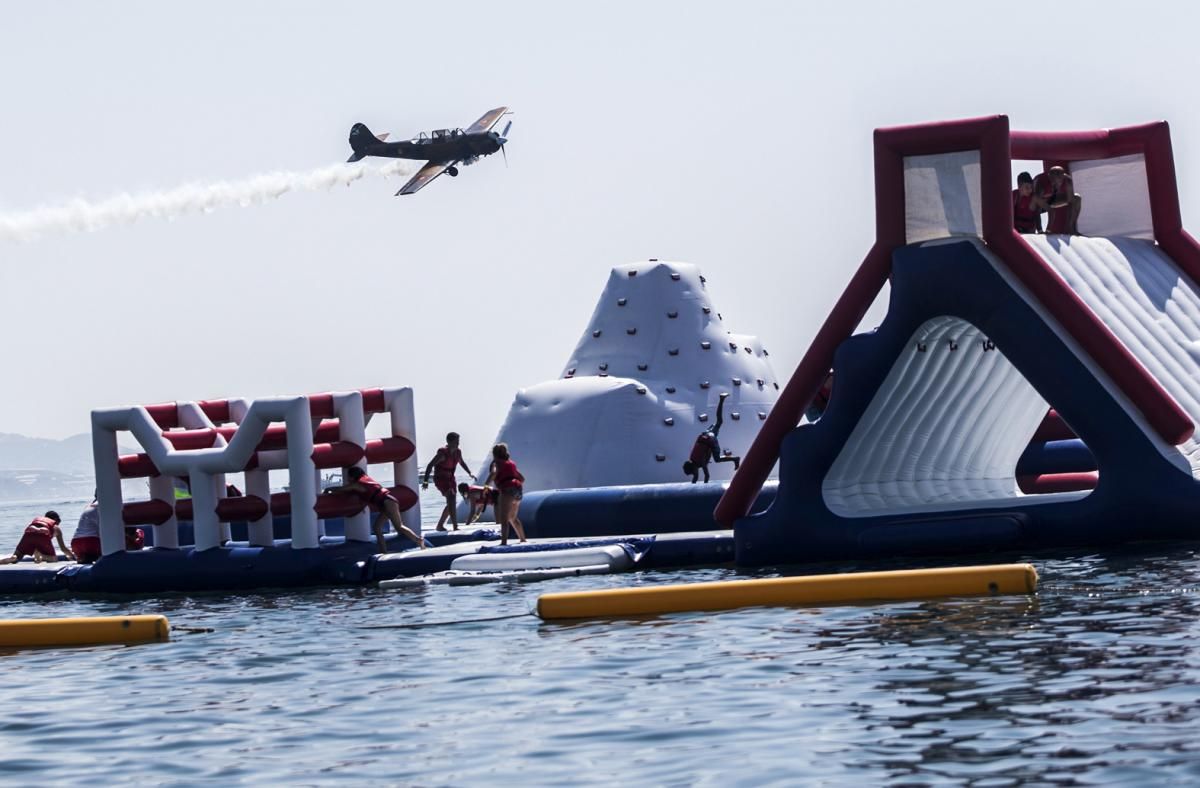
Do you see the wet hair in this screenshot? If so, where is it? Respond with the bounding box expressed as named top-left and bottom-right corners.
top-left (447, 432), bottom-right (460, 443)
top-left (458, 482), bottom-right (470, 495)
top-left (492, 443), bottom-right (510, 461)
top-left (346, 466), bottom-right (366, 481)
top-left (682, 461), bottom-right (696, 475)
top-left (1017, 171), bottom-right (1033, 185)
top-left (44, 510), bottom-right (61, 523)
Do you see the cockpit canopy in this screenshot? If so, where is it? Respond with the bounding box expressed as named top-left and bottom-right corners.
top-left (412, 128), bottom-right (466, 144)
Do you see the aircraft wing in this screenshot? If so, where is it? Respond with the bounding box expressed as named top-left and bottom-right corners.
top-left (396, 160), bottom-right (455, 196)
top-left (465, 106), bottom-right (509, 134)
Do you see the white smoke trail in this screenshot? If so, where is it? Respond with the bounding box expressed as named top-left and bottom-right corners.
top-left (0, 160), bottom-right (416, 242)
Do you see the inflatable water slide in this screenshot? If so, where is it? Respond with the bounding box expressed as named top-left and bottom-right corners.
top-left (717, 116), bottom-right (1200, 565)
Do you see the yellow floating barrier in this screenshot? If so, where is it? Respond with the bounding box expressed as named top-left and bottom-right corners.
top-left (536, 563), bottom-right (1037, 620)
top-left (0, 614), bottom-right (170, 648)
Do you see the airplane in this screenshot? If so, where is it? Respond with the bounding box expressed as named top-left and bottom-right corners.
top-left (347, 106), bottom-right (512, 196)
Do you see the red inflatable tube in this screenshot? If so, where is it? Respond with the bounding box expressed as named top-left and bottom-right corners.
top-left (365, 436), bottom-right (415, 464)
top-left (122, 499), bottom-right (174, 526)
top-left (1032, 410), bottom-right (1077, 443)
top-left (312, 441), bottom-right (365, 469)
top-left (1017, 472), bottom-right (1098, 494)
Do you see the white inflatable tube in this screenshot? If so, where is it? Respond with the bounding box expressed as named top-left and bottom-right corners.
top-left (379, 563), bottom-right (616, 589)
top-left (448, 545), bottom-right (632, 573)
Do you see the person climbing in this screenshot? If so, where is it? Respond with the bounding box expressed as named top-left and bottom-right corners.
top-left (458, 482), bottom-right (495, 526)
top-left (1034, 166), bottom-right (1082, 235)
top-left (683, 392), bottom-right (741, 483)
top-left (1013, 171), bottom-right (1046, 234)
top-left (485, 443), bottom-right (527, 545)
top-left (0, 511), bottom-right (75, 564)
top-left (324, 466), bottom-right (427, 553)
top-left (422, 432), bottom-right (473, 531)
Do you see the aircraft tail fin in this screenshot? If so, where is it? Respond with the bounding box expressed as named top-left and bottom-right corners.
top-left (347, 122), bottom-right (377, 162)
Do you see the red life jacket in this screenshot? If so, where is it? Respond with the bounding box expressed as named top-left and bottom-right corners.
top-left (467, 484), bottom-right (494, 505)
top-left (25, 516), bottom-right (58, 539)
top-left (494, 459), bottom-right (523, 491)
top-left (1013, 189), bottom-right (1040, 233)
top-left (690, 432), bottom-right (715, 465)
top-left (436, 447), bottom-right (460, 476)
top-left (1036, 172), bottom-right (1074, 234)
top-left (357, 474), bottom-right (395, 508)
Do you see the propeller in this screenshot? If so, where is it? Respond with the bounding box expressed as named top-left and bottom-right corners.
top-left (497, 120), bottom-right (512, 167)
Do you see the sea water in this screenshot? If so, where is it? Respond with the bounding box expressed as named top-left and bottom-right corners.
top-left (1, 494), bottom-right (1200, 784)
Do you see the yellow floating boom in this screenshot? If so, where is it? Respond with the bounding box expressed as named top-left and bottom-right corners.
top-left (536, 563), bottom-right (1037, 620)
top-left (0, 615), bottom-right (170, 648)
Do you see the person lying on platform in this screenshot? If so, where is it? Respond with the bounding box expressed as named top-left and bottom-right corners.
top-left (0, 511), bottom-right (75, 564)
top-left (682, 392), bottom-right (741, 484)
top-left (422, 431), bottom-right (473, 532)
top-left (1034, 166), bottom-right (1082, 235)
top-left (1013, 171), bottom-right (1047, 234)
top-left (485, 444), bottom-right (527, 545)
top-left (458, 482), bottom-right (495, 526)
top-left (324, 466), bottom-right (427, 553)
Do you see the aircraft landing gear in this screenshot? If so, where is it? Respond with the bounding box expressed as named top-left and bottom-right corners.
top-left (446, 166), bottom-right (459, 177)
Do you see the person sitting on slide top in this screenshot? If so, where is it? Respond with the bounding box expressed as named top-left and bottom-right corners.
top-left (485, 444), bottom-right (527, 545)
top-left (1013, 171), bottom-right (1046, 234)
top-left (324, 466), bottom-right (427, 553)
top-left (683, 392), bottom-right (741, 484)
top-left (0, 511), bottom-right (75, 564)
top-left (1034, 166), bottom-right (1082, 235)
top-left (422, 432), bottom-right (472, 532)
top-left (458, 482), bottom-right (495, 526)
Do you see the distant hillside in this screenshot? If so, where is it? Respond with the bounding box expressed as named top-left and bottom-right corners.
top-left (0, 432), bottom-right (101, 475)
top-left (0, 433), bottom-right (143, 502)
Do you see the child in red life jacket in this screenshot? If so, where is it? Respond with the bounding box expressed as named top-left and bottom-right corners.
top-left (422, 432), bottom-right (473, 531)
top-left (1013, 171), bottom-right (1046, 234)
top-left (485, 443), bottom-right (527, 545)
top-left (1034, 166), bottom-right (1082, 234)
top-left (683, 393), bottom-right (741, 483)
top-left (1, 511), bottom-right (75, 564)
top-left (458, 482), bottom-right (495, 526)
top-left (324, 466), bottom-right (427, 553)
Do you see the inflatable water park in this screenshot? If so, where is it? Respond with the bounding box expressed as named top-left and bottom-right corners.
top-left (6, 113), bottom-right (1200, 595)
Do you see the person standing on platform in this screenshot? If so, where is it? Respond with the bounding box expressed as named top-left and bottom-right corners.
top-left (485, 444), bottom-right (527, 545)
top-left (422, 432), bottom-right (472, 532)
top-left (1035, 166), bottom-right (1082, 235)
top-left (1013, 171), bottom-right (1046, 234)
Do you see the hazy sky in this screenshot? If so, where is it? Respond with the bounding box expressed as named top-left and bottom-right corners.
top-left (2, 0), bottom-right (1198, 463)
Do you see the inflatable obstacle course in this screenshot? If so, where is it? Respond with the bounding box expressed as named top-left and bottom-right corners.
top-left (535, 563), bottom-right (1038, 619)
top-left (469, 261), bottom-right (779, 523)
top-left (718, 116), bottom-right (1200, 565)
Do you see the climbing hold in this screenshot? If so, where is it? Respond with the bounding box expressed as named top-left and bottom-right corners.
top-left (758, 412), bottom-right (767, 420)
top-left (702, 306), bottom-right (712, 314)
top-left (637, 363), bottom-right (648, 371)
top-left (668, 348), bottom-right (680, 356)
top-left (700, 381), bottom-right (710, 389)
top-left (593, 329), bottom-right (603, 338)
top-left (665, 386), bottom-right (676, 394)
top-left (565, 368), bottom-right (576, 378)
top-left (627, 327), bottom-right (637, 335)
top-left (731, 412), bottom-right (741, 420)
top-left (667, 310), bottom-right (678, 319)
top-left (663, 417), bottom-right (674, 426)
top-left (599, 363), bottom-right (608, 371)
top-left (729, 342), bottom-right (738, 351)
top-left (628, 270), bottom-right (637, 277)
top-left (655, 453), bottom-right (666, 461)
top-left (670, 272), bottom-right (681, 281)
top-left (701, 341), bottom-right (711, 350)
top-left (636, 386), bottom-right (646, 395)
top-left (699, 413), bottom-right (709, 422)
top-left (917, 341), bottom-right (927, 352)
top-left (756, 378), bottom-right (764, 387)
top-left (618, 298), bottom-right (627, 306)
top-left (732, 378), bottom-right (742, 386)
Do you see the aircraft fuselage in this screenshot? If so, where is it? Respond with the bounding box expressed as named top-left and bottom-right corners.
top-left (356, 132), bottom-right (503, 162)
